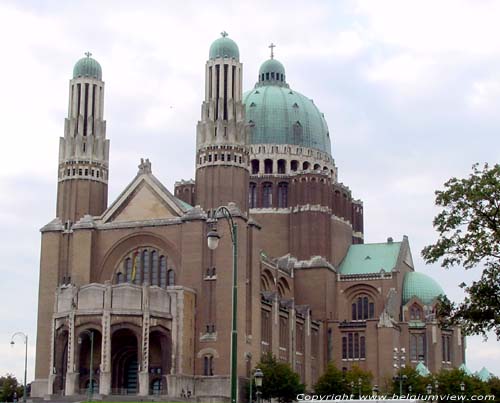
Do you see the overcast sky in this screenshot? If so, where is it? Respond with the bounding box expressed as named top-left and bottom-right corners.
top-left (1, 0), bottom-right (499, 383)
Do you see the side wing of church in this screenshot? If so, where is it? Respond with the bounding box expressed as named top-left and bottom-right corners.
top-left (31, 35), bottom-right (465, 400)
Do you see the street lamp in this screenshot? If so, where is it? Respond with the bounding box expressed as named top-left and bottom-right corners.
top-left (207, 206), bottom-right (238, 403)
top-left (254, 368), bottom-right (263, 403)
top-left (393, 347), bottom-right (406, 396)
top-left (426, 384), bottom-right (432, 396)
top-left (78, 330), bottom-right (94, 402)
top-left (460, 382), bottom-right (465, 393)
top-left (10, 332), bottom-right (28, 403)
top-left (357, 378), bottom-right (362, 398)
top-left (372, 385), bottom-right (379, 397)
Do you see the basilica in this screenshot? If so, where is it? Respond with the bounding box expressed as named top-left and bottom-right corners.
top-left (32, 34), bottom-right (465, 400)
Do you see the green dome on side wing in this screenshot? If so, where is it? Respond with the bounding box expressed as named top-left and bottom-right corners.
top-left (73, 54), bottom-right (102, 80)
top-left (403, 272), bottom-right (444, 305)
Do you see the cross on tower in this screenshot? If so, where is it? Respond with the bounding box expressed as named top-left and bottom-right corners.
top-left (220, 31), bottom-right (228, 38)
top-left (269, 43), bottom-right (276, 59)
top-left (84, 51), bottom-right (92, 58)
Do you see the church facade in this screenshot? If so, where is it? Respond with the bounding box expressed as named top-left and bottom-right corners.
top-left (32, 34), bottom-right (465, 399)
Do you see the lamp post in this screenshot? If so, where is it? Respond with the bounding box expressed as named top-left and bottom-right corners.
top-left (393, 347), bottom-right (406, 396)
top-left (460, 381), bottom-right (465, 393)
top-left (372, 385), bottom-right (378, 397)
top-left (10, 332), bottom-right (28, 403)
top-left (254, 368), bottom-right (263, 403)
top-left (78, 330), bottom-right (94, 402)
top-left (207, 206), bottom-right (238, 403)
top-left (357, 377), bottom-right (362, 398)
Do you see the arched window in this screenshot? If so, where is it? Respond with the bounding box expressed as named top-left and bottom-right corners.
top-left (351, 295), bottom-right (375, 320)
top-left (278, 182), bottom-right (288, 208)
top-left (167, 269), bottom-right (175, 286)
top-left (142, 250), bottom-right (150, 284)
top-left (203, 355), bottom-right (214, 376)
top-left (151, 251), bottom-right (159, 285)
top-left (264, 159), bottom-right (273, 174)
top-left (251, 159), bottom-right (259, 174)
top-left (115, 248), bottom-right (173, 288)
top-left (314, 163), bottom-right (320, 170)
top-left (410, 304), bottom-right (423, 320)
top-left (342, 332), bottom-right (366, 360)
top-left (277, 159), bottom-right (286, 174)
top-left (262, 182), bottom-right (272, 208)
top-left (291, 160), bottom-right (299, 171)
top-left (159, 256), bottom-right (167, 287)
top-left (410, 333), bottom-right (426, 362)
top-left (249, 182), bottom-right (257, 208)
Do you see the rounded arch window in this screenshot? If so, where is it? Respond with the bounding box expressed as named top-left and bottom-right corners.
top-left (351, 294), bottom-right (375, 320)
top-left (115, 247), bottom-right (175, 288)
top-left (410, 303), bottom-right (423, 320)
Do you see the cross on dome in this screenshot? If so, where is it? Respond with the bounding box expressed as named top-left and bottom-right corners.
top-left (220, 31), bottom-right (228, 38)
top-left (269, 43), bottom-right (276, 59)
top-left (84, 51), bottom-right (92, 58)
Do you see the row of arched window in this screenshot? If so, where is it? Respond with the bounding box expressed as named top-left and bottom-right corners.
top-left (249, 182), bottom-right (288, 208)
top-left (342, 332), bottom-right (366, 360)
top-left (116, 248), bottom-right (175, 288)
top-left (351, 295), bottom-right (375, 321)
top-left (251, 159), bottom-right (330, 175)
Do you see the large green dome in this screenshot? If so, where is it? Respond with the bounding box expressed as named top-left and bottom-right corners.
top-left (243, 79), bottom-right (331, 154)
top-left (209, 35), bottom-right (239, 60)
top-left (73, 54), bottom-right (102, 80)
top-left (403, 272), bottom-right (444, 305)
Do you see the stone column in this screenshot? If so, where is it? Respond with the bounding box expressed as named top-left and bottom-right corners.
top-left (65, 312), bottom-right (79, 395)
top-left (138, 285), bottom-right (150, 396)
top-left (47, 318), bottom-right (56, 395)
top-left (99, 282), bottom-right (112, 395)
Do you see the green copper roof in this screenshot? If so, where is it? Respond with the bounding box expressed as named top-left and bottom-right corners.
top-left (73, 54), bottom-right (102, 80)
top-left (459, 363), bottom-right (472, 376)
top-left (415, 362), bottom-right (431, 377)
top-left (173, 196), bottom-right (193, 211)
top-left (243, 85), bottom-right (331, 154)
top-left (339, 242), bottom-right (402, 275)
top-left (476, 367), bottom-right (493, 381)
top-left (209, 36), bottom-right (239, 60)
top-left (259, 58), bottom-right (286, 80)
top-left (403, 272), bottom-right (444, 305)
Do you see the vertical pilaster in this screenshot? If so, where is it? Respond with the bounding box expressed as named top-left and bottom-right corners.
top-left (65, 312), bottom-right (78, 396)
top-left (99, 282), bottom-right (112, 395)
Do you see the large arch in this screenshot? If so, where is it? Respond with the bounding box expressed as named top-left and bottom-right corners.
top-left (111, 327), bottom-right (140, 395)
top-left (149, 327), bottom-right (172, 395)
top-left (53, 328), bottom-right (68, 394)
top-left (76, 328), bottom-right (102, 393)
top-left (98, 232), bottom-right (181, 283)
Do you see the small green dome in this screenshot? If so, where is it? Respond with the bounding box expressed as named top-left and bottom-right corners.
top-left (258, 59), bottom-right (286, 83)
top-left (403, 272), bottom-right (444, 305)
top-left (243, 85), bottom-right (331, 154)
top-left (73, 55), bottom-right (102, 80)
top-left (209, 35), bottom-right (239, 60)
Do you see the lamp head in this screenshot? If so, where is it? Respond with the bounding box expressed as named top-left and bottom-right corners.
top-left (254, 368), bottom-right (264, 387)
top-left (207, 229), bottom-right (221, 250)
top-left (10, 341), bottom-right (14, 346)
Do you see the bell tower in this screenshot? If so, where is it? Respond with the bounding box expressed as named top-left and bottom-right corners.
top-left (195, 32), bottom-right (249, 212)
top-left (56, 52), bottom-right (110, 223)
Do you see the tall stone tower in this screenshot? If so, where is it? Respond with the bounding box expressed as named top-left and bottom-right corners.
top-left (56, 52), bottom-right (109, 223)
top-left (195, 32), bottom-right (250, 212)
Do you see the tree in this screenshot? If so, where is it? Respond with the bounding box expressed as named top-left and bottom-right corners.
top-left (314, 364), bottom-right (348, 395)
top-left (389, 367), bottom-right (430, 396)
top-left (0, 374), bottom-right (23, 402)
top-left (255, 353), bottom-right (304, 403)
top-left (422, 163), bottom-right (500, 338)
top-left (343, 365), bottom-right (373, 397)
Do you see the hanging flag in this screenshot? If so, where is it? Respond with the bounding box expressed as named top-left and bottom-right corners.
top-left (131, 250), bottom-right (139, 282)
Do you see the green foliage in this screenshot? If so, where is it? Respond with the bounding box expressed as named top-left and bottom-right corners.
top-left (422, 163), bottom-right (500, 338)
top-left (314, 364), bottom-right (372, 397)
top-left (0, 374), bottom-right (23, 402)
top-left (314, 364), bottom-right (348, 395)
top-left (389, 367), bottom-right (431, 395)
top-left (255, 353), bottom-right (305, 403)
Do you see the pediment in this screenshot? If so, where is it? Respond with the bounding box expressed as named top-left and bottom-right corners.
top-left (101, 173), bottom-right (185, 223)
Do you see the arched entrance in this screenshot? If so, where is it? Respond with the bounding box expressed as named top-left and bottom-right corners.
top-left (76, 328), bottom-right (102, 394)
top-left (148, 329), bottom-right (172, 395)
top-left (53, 329), bottom-right (68, 394)
top-left (111, 328), bottom-right (139, 395)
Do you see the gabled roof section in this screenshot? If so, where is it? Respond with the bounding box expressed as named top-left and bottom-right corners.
top-left (101, 170), bottom-right (191, 224)
top-left (339, 240), bottom-right (402, 275)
